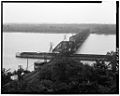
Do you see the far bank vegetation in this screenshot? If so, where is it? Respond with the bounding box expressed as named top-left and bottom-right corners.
top-left (3, 24), bottom-right (116, 34)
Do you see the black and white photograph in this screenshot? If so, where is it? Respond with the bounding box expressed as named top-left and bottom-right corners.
top-left (1, 1), bottom-right (119, 94)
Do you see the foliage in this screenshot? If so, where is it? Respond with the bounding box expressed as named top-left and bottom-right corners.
top-left (2, 51), bottom-right (118, 94)
top-left (3, 24), bottom-right (116, 34)
top-left (2, 68), bottom-right (12, 86)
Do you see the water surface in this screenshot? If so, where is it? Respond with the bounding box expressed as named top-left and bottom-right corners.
top-left (3, 32), bottom-right (73, 71)
top-left (3, 32), bottom-right (116, 71)
top-left (77, 34), bottom-right (116, 54)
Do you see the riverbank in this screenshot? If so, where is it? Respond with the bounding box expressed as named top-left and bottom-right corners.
top-left (3, 24), bottom-right (116, 34)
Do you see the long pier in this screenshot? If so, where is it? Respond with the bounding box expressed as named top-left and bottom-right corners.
top-left (16, 52), bottom-right (112, 61)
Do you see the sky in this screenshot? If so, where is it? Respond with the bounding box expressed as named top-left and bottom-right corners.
top-left (3, 1), bottom-right (116, 24)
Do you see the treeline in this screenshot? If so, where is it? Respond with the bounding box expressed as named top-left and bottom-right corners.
top-left (2, 51), bottom-right (119, 94)
top-left (3, 24), bottom-right (116, 34)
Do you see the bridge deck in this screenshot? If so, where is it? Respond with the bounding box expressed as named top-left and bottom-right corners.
top-left (16, 52), bottom-right (112, 61)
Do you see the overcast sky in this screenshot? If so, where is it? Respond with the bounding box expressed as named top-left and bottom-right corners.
top-left (3, 1), bottom-right (116, 24)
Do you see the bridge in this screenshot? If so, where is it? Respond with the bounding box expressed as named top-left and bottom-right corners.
top-left (16, 52), bottom-right (112, 61)
top-left (16, 30), bottom-right (113, 64)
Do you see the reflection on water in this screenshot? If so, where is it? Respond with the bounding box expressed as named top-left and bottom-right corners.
top-left (3, 33), bottom-right (116, 71)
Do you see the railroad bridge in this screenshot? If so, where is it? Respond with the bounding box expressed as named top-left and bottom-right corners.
top-left (16, 52), bottom-right (112, 61)
top-left (16, 30), bottom-right (113, 70)
top-left (16, 31), bottom-right (112, 61)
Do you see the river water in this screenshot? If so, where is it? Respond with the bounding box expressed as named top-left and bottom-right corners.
top-left (76, 34), bottom-right (116, 54)
top-left (3, 32), bottom-right (116, 71)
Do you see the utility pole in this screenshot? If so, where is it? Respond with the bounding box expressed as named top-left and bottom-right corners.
top-left (26, 58), bottom-right (28, 70)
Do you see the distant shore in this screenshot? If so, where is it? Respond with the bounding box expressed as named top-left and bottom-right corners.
top-left (3, 24), bottom-right (116, 34)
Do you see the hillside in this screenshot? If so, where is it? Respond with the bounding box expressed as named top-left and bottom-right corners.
top-left (2, 52), bottom-right (118, 93)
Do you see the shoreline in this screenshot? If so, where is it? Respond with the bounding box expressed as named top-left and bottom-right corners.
top-left (3, 24), bottom-right (116, 34)
top-left (3, 31), bottom-right (116, 35)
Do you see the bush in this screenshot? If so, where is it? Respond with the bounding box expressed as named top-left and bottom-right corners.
top-left (2, 51), bottom-right (118, 94)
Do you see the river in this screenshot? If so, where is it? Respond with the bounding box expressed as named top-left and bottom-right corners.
top-left (3, 32), bottom-right (116, 71)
